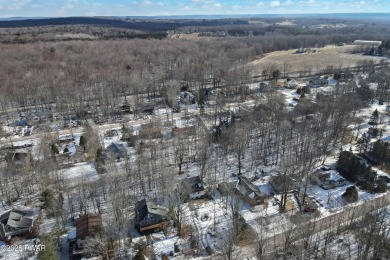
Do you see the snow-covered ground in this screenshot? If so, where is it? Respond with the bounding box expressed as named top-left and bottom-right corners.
top-left (57, 162), bottom-right (99, 185)
top-left (0, 72), bottom-right (389, 259)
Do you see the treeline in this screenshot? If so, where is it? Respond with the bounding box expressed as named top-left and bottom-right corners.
top-left (179, 19), bottom-right (390, 40)
top-left (0, 34), bottom-right (389, 118)
top-left (0, 17), bottom-right (248, 31)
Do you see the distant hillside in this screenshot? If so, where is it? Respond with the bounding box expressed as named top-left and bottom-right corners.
top-left (0, 17), bottom-right (248, 32)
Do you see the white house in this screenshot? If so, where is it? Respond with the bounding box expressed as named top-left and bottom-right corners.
top-left (310, 169), bottom-right (347, 190)
top-left (181, 176), bottom-right (206, 200)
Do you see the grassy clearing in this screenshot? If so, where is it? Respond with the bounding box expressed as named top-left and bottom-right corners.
top-left (248, 45), bottom-right (384, 74)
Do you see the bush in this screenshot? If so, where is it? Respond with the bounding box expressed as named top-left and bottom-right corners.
top-left (38, 235), bottom-right (57, 260)
top-left (41, 189), bottom-right (54, 208)
top-left (297, 86), bottom-right (311, 95)
top-left (51, 144), bottom-right (59, 154)
top-left (134, 240), bottom-right (148, 260)
top-left (375, 179), bottom-right (388, 193)
top-left (174, 243), bottom-right (180, 253)
top-left (342, 186), bottom-right (358, 203)
top-left (79, 135), bottom-right (86, 146)
top-left (302, 86), bottom-right (311, 94)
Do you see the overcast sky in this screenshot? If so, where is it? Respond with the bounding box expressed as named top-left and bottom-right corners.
top-left (0, 0), bottom-right (387, 18)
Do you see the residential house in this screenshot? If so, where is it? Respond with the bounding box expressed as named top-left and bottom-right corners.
top-left (0, 210), bottom-right (35, 240)
top-left (353, 40), bottom-right (382, 47)
top-left (310, 169), bottom-right (347, 190)
top-left (286, 79), bottom-right (300, 89)
top-left (55, 152), bottom-right (73, 168)
top-left (106, 142), bottom-right (127, 160)
top-left (334, 72), bottom-right (353, 82)
top-left (69, 214), bottom-right (103, 259)
top-left (353, 40), bottom-right (382, 56)
top-left (58, 135), bottom-right (75, 144)
top-left (236, 176), bottom-right (267, 206)
top-left (217, 181), bottom-right (237, 195)
top-left (142, 106), bottom-right (155, 115)
top-left (259, 82), bottom-right (269, 92)
top-left (26, 111), bottom-right (52, 126)
top-left (178, 91), bottom-right (196, 106)
top-left (173, 126), bottom-right (196, 137)
top-left (55, 146), bottom-right (85, 168)
top-left (309, 78), bottom-right (328, 87)
top-left (119, 101), bottom-right (132, 114)
top-left (75, 214), bottom-right (102, 249)
top-left (134, 199), bottom-right (168, 233)
top-left (5, 149), bottom-right (32, 168)
top-left (15, 119), bottom-right (28, 127)
top-left (52, 112), bottom-right (62, 121)
top-left (181, 176), bottom-right (206, 200)
top-left (303, 197), bottom-right (318, 212)
top-left (269, 173), bottom-right (299, 194)
top-left (139, 125), bottom-right (162, 140)
top-left (218, 111), bottom-right (234, 127)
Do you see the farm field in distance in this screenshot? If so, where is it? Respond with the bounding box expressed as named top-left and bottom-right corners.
top-left (249, 44), bottom-right (386, 75)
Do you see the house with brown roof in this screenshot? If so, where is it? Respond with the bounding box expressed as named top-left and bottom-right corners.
top-left (69, 213), bottom-right (103, 259)
top-left (139, 123), bottom-right (162, 140)
top-left (5, 149), bottom-right (32, 168)
top-left (173, 126), bottom-right (196, 137)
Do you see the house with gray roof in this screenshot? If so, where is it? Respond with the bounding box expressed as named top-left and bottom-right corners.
top-left (134, 199), bottom-right (168, 233)
top-left (106, 142), bottom-right (127, 160)
top-left (0, 210), bottom-right (34, 240)
top-left (237, 176), bottom-right (267, 206)
top-left (181, 176), bottom-right (206, 200)
top-left (309, 78), bottom-right (328, 87)
top-left (26, 111), bottom-right (53, 126)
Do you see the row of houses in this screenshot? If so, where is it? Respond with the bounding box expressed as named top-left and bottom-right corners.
top-left (68, 166), bottom-right (348, 258)
top-left (16, 111), bottom-right (63, 126)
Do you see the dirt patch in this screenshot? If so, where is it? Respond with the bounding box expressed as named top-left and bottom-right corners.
top-left (171, 33), bottom-right (201, 40)
top-left (248, 45), bottom-right (384, 75)
top-left (275, 21), bottom-right (296, 26)
top-left (285, 199), bottom-right (297, 212)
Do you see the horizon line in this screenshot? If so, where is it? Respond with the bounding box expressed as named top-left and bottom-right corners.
top-left (0, 12), bottom-right (390, 20)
